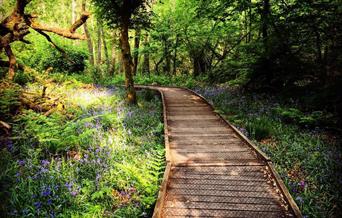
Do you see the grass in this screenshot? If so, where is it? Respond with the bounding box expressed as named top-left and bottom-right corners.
top-left (0, 77), bottom-right (165, 217)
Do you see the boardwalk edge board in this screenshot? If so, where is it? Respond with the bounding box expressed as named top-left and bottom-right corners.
top-left (135, 85), bottom-right (302, 218)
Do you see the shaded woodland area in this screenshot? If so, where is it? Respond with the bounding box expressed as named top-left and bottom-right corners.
top-left (0, 0), bottom-right (341, 217)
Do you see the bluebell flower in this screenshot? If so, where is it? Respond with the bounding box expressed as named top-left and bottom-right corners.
top-left (49, 210), bottom-right (55, 218)
top-left (18, 160), bottom-right (26, 166)
top-left (41, 187), bottom-right (51, 197)
top-left (65, 182), bottom-right (73, 191)
top-left (295, 196), bottom-right (304, 204)
top-left (41, 160), bottom-right (50, 167)
top-left (34, 201), bottom-right (42, 209)
top-left (47, 199), bottom-right (53, 205)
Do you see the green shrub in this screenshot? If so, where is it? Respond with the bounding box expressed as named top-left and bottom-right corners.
top-left (275, 107), bottom-right (332, 127)
top-left (26, 42), bottom-right (88, 74)
top-left (246, 117), bottom-right (273, 141)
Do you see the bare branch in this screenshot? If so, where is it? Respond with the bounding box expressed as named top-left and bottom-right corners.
top-left (4, 45), bottom-right (16, 80)
top-left (70, 12), bottom-right (90, 33)
top-left (34, 29), bottom-right (67, 54)
top-left (30, 22), bottom-right (87, 40)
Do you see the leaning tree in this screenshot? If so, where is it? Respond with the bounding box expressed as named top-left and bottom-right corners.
top-left (92, 0), bottom-right (152, 104)
top-left (0, 0), bottom-right (90, 80)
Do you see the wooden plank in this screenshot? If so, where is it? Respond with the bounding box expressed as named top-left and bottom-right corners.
top-left (163, 209), bottom-right (285, 217)
top-left (164, 201), bottom-right (283, 211)
top-left (165, 194), bottom-right (280, 205)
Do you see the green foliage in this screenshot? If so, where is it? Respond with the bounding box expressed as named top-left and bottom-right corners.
top-left (13, 70), bottom-right (35, 85)
top-left (92, 0), bottom-right (151, 29)
top-left (246, 116), bottom-right (273, 141)
top-left (0, 81), bottom-right (21, 121)
top-left (275, 107), bottom-right (334, 127)
top-left (25, 42), bottom-right (88, 74)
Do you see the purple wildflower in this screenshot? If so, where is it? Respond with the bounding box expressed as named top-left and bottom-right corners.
top-left (65, 182), bottom-right (73, 191)
top-left (47, 199), bottom-right (53, 205)
top-left (299, 181), bottom-right (306, 188)
top-left (70, 191), bottom-right (78, 197)
top-left (5, 139), bottom-right (14, 152)
top-left (41, 160), bottom-right (50, 167)
top-left (41, 187), bottom-right (51, 197)
top-left (18, 160), bottom-right (25, 166)
top-left (34, 201), bottom-right (42, 209)
top-left (295, 196), bottom-right (304, 204)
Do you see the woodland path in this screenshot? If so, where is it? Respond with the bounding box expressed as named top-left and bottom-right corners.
top-left (137, 86), bottom-right (301, 218)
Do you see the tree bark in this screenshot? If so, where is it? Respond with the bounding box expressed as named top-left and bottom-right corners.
top-left (142, 32), bottom-right (150, 74)
top-left (133, 29), bottom-right (141, 75)
top-left (96, 21), bottom-right (102, 65)
top-left (82, 0), bottom-right (94, 65)
top-left (248, 0), bottom-right (252, 43)
top-left (109, 34), bottom-right (116, 75)
top-left (120, 17), bottom-right (136, 104)
top-left (4, 45), bottom-right (16, 80)
top-left (164, 37), bottom-right (171, 73)
top-left (173, 34), bottom-right (179, 74)
top-left (109, 44), bottom-right (116, 75)
top-left (261, 0), bottom-right (270, 44)
top-left (101, 28), bottom-right (110, 71)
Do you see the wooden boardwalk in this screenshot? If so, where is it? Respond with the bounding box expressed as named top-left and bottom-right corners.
top-left (138, 86), bottom-right (301, 218)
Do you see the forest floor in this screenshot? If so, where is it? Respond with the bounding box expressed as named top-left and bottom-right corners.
top-left (0, 76), bottom-right (165, 217)
top-left (1, 73), bottom-right (341, 217)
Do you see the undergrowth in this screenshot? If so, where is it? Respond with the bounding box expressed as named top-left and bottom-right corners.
top-left (0, 78), bottom-right (165, 217)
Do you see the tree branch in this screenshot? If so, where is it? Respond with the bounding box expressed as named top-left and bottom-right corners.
top-left (30, 22), bottom-right (87, 40)
top-left (16, 0), bottom-right (31, 15)
top-left (29, 12), bottom-right (90, 40)
top-left (70, 12), bottom-right (90, 33)
top-left (4, 45), bottom-right (16, 80)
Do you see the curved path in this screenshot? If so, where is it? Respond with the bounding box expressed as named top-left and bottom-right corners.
top-left (138, 86), bottom-right (301, 218)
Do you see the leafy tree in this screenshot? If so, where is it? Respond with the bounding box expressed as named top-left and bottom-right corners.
top-left (0, 0), bottom-right (90, 79)
top-left (91, 0), bottom-right (152, 104)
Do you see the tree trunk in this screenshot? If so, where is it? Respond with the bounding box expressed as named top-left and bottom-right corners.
top-left (248, 0), bottom-right (252, 42)
top-left (101, 28), bottom-right (110, 71)
top-left (142, 32), bottom-right (150, 74)
top-left (261, 0), bottom-right (270, 44)
top-left (120, 18), bottom-right (136, 104)
top-left (133, 29), bottom-right (141, 75)
top-left (173, 34), bottom-right (179, 74)
top-left (164, 38), bottom-right (171, 73)
top-left (192, 50), bottom-right (207, 77)
top-left (96, 22), bottom-right (102, 65)
top-left (109, 37), bottom-right (116, 75)
top-left (82, 0), bottom-right (94, 65)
